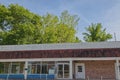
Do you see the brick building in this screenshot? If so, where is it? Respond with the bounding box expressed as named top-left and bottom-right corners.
top-left (0, 41), bottom-right (120, 80)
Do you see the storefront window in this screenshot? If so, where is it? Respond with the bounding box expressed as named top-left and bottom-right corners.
top-left (20, 63), bottom-right (24, 73)
top-left (37, 64), bottom-right (41, 74)
top-left (28, 61), bottom-right (55, 74)
top-left (42, 65), bottom-right (47, 74)
top-left (28, 64), bottom-right (32, 74)
top-left (0, 62), bottom-right (11, 74)
top-left (11, 63), bottom-right (20, 74)
top-left (0, 62), bottom-right (24, 74)
top-left (48, 65), bottom-right (55, 74)
top-left (3, 63), bottom-right (10, 74)
top-left (31, 65), bottom-right (36, 74)
top-left (0, 63), bottom-right (4, 73)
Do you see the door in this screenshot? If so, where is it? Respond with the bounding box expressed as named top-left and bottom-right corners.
top-left (75, 63), bottom-right (85, 79)
top-left (57, 63), bottom-right (69, 79)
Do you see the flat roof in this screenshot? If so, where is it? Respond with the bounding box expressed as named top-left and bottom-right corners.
top-left (0, 41), bottom-right (120, 51)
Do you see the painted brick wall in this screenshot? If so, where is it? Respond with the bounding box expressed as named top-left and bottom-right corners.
top-left (78, 61), bottom-right (116, 79)
top-left (0, 48), bottom-right (120, 59)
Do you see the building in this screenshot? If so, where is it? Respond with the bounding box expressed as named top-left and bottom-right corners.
top-left (0, 41), bottom-right (120, 80)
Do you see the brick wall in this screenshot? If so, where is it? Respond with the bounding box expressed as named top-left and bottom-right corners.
top-left (76, 60), bottom-right (116, 79)
top-left (0, 48), bottom-right (120, 59)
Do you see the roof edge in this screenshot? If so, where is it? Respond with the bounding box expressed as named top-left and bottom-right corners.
top-left (0, 41), bottom-right (120, 51)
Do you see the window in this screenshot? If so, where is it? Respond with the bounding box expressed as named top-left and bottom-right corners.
top-left (42, 65), bottom-right (47, 74)
top-left (0, 62), bottom-right (24, 74)
top-left (11, 62), bottom-right (24, 74)
top-left (37, 64), bottom-right (41, 74)
top-left (11, 63), bottom-right (20, 74)
top-left (0, 63), bottom-right (4, 74)
top-left (78, 66), bottom-right (82, 72)
top-left (31, 65), bottom-right (36, 74)
top-left (28, 62), bottom-right (42, 74)
top-left (3, 63), bottom-right (10, 74)
top-left (48, 64), bottom-right (55, 74)
top-left (28, 62), bottom-right (55, 74)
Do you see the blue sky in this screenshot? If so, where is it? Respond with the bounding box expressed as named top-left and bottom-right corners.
top-left (0, 0), bottom-right (120, 41)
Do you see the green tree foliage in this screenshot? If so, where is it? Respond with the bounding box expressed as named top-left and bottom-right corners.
top-left (40, 13), bottom-right (80, 43)
top-left (60, 10), bottom-right (80, 28)
top-left (0, 4), bottom-right (42, 45)
top-left (83, 23), bottom-right (112, 42)
top-left (0, 4), bottom-right (80, 45)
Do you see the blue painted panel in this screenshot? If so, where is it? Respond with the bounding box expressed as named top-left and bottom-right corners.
top-left (47, 74), bottom-right (55, 79)
top-left (27, 74), bottom-right (40, 79)
top-left (0, 74), bottom-right (55, 79)
top-left (0, 74), bottom-right (7, 79)
top-left (0, 74), bottom-right (24, 79)
top-left (8, 74), bottom-right (24, 79)
top-left (41, 74), bottom-right (47, 79)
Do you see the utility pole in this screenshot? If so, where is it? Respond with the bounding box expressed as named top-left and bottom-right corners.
top-left (114, 32), bottom-right (117, 41)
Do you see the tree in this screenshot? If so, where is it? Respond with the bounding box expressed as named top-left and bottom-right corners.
top-left (60, 10), bottom-right (80, 28)
top-left (82, 23), bottom-right (112, 42)
top-left (40, 13), bottom-right (80, 43)
top-left (0, 4), bottom-right (42, 45)
top-left (0, 4), bottom-right (80, 45)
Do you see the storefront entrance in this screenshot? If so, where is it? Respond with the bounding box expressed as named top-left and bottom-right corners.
top-left (57, 63), bottom-right (69, 79)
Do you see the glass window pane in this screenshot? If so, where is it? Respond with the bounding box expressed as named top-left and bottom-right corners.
top-left (0, 63), bottom-right (4, 74)
top-left (28, 65), bottom-right (32, 74)
top-left (5, 63), bottom-right (10, 73)
top-left (58, 71), bottom-right (63, 78)
top-left (31, 65), bottom-right (36, 74)
top-left (0, 63), bottom-right (12, 74)
top-left (58, 65), bottom-right (63, 71)
top-left (27, 62), bottom-right (55, 74)
top-left (58, 64), bottom-right (63, 78)
top-left (64, 64), bottom-right (69, 71)
top-left (11, 63), bottom-right (20, 74)
top-left (64, 71), bottom-right (69, 78)
top-left (78, 66), bottom-right (82, 72)
top-left (64, 64), bottom-right (69, 78)
top-left (42, 65), bottom-right (48, 74)
top-left (20, 62), bottom-right (24, 73)
top-left (37, 64), bottom-right (41, 74)
top-left (48, 65), bottom-right (55, 74)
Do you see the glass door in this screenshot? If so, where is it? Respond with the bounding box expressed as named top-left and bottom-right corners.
top-left (58, 64), bottom-right (63, 78)
top-left (64, 64), bottom-right (69, 78)
top-left (57, 63), bottom-right (69, 79)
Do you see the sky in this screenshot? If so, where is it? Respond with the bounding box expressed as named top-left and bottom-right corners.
top-left (0, 0), bottom-right (120, 41)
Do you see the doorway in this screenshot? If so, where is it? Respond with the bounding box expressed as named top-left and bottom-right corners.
top-left (75, 63), bottom-right (85, 79)
top-left (57, 63), bottom-right (69, 79)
